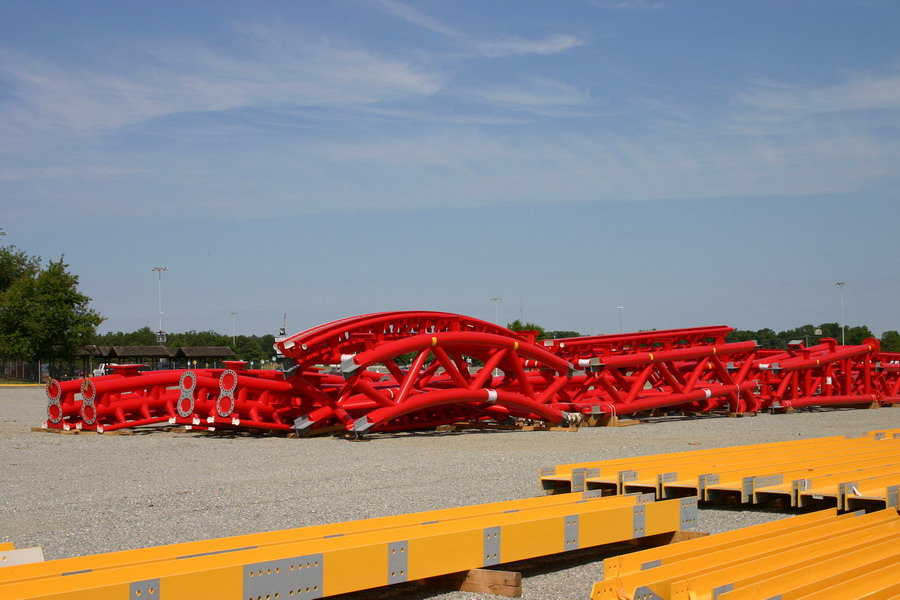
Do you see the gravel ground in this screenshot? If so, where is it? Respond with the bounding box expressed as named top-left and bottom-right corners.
top-left (2, 386), bottom-right (898, 599)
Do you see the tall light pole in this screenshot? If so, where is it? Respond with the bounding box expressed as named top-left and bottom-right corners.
top-left (229, 311), bottom-right (238, 346)
top-left (151, 267), bottom-right (168, 337)
top-left (617, 306), bottom-right (624, 333)
top-left (491, 297), bottom-right (501, 324)
top-left (834, 281), bottom-right (847, 344)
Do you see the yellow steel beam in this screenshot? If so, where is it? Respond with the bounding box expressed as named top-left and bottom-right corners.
top-left (586, 439), bottom-right (900, 501)
top-left (540, 434), bottom-right (856, 493)
top-left (601, 508), bottom-right (837, 580)
top-left (642, 443), bottom-right (900, 500)
top-left (715, 536), bottom-right (900, 600)
top-left (753, 460), bottom-right (900, 507)
top-left (1, 496), bottom-right (694, 599)
top-left (867, 428), bottom-right (900, 438)
top-left (0, 489), bottom-right (640, 587)
top-left (585, 436), bottom-right (900, 498)
top-left (666, 516), bottom-right (900, 599)
top-left (591, 509), bottom-right (899, 600)
top-left (699, 443), bottom-right (900, 502)
top-left (773, 554), bottom-right (900, 600)
top-left (841, 476), bottom-right (900, 510)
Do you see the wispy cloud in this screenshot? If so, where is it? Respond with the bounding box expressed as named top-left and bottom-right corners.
top-left (372, 0), bottom-right (586, 58)
top-left (0, 24), bottom-right (442, 137)
top-left (464, 78), bottom-right (592, 109)
top-left (736, 70), bottom-right (900, 116)
top-left (584, 0), bottom-right (664, 10)
top-left (474, 34), bottom-right (585, 58)
top-left (0, 165), bottom-right (149, 182)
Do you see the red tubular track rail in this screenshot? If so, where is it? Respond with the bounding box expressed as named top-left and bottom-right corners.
top-left (42, 312), bottom-right (898, 436)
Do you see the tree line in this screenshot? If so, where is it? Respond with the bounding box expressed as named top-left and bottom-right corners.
top-left (91, 327), bottom-right (277, 364)
top-left (506, 319), bottom-right (900, 353)
top-left (2, 231), bottom-right (898, 374)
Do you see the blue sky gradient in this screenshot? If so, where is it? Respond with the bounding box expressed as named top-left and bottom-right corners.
top-left (2, 1), bottom-right (898, 338)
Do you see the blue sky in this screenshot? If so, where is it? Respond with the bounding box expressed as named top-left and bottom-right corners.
top-left (2, 0), bottom-right (898, 338)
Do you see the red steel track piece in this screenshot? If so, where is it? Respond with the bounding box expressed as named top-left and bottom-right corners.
top-left (40, 312), bottom-right (899, 437)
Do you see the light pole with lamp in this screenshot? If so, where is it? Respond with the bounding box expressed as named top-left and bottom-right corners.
top-left (491, 297), bottom-right (501, 324)
top-left (151, 267), bottom-right (168, 344)
top-left (617, 306), bottom-right (624, 333)
top-left (229, 311), bottom-right (238, 346)
top-left (834, 281), bottom-right (847, 344)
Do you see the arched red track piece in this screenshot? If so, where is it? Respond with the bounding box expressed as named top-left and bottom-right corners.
top-left (42, 311), bottom-right (898, 436)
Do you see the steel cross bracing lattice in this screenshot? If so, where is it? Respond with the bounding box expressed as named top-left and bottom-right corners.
top-left (42, 311), bottom-right (900, 436)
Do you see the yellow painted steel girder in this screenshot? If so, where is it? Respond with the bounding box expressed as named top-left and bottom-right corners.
top-left (701, 443), bottom-right (900, 502)
top-left (601, 508), bottom-right (837, 580)
top-left (0, 489), bottom-right (639, 587)
top-left (1, 495), bottom-right (695, 599)
top-left (753, 459), bottom-right (900, 506)
top-left (573, 436), bottom-right (900, 501)
top-left (629, 442), bottom-right (900, 499)
top-left (666, 516), bottom-right (900, 599)
top-left (540, 434), bottom-right (855, 493)
top-left (841, 475), bottom-right (900, 510)
top-left (773, 554), bottom-right (900, 600)
top-left (715, 535), bottom-right (900, 600)
top-left (591, 509), bottom-right (899, 600)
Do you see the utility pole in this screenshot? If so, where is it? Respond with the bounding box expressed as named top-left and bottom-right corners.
top-left (151, 267), bottom-right (168, 344)
top-left (834, 281), bottom-right (847, 344)
top-left (229, 312), bottom-right (238, 346)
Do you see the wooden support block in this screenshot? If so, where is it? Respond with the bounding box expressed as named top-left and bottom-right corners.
top-left (427, 568), bottom-right (522, 597)
top-left (632, 529), bottom-right (709, 548)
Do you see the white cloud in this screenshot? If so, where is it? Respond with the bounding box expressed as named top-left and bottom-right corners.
top-left (473, 34), bottom-right (585, 58)
top-left (0, 25), bottom-right (442, 137)
top-left (584, 0), bottom-right (664, 10)
top-left (734, 70), bottom-right (900, 120)
top-left (464, 78), bottom-right (592, 109)
top-left (372, 0), bottom-right (586, 58)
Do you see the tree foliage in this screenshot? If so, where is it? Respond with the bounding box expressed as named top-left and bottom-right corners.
top-left (726, 322), bottom-right (878, 349)
top-left (0, 252), bottom-right (104, 364)
top-left (506, 319), bottom-right (548, 340)
top-left (89, 328), bottom-right (277, 364)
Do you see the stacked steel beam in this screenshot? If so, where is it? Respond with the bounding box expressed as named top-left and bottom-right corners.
top-left (42, 311), bottom-right (898, 435)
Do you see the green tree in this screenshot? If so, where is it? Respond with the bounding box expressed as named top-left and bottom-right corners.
top-left (0, 230), bottom-right (40, 292)
top-left (506, 319), bottom-right (548, 340)
top-left (845, 325), bottom-right (874, 345)
top-left (0, 256), bottom-right (104, 365)
top-left (881, 330), bottom-right (900, 353)
top-left (545, 330), bottom-right (582, 339)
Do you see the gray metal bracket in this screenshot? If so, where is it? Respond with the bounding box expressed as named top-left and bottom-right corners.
top-left (388, 541), bottom-right (408, 584)
top-left (131, 578), bottom-right (160, 599)
top-left (243, 554), bottom-right (324, 600)
top-left (564, 514), bottom-right (579, 551)
top-left (483, 526), bottom-right (501, 566)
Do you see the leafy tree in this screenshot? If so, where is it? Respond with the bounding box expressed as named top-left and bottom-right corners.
top-left (881, 330), bottom-right (900, 353)
top-left (506, 319), bottom-right (548, 340)
top-left (845, 325), bottom-right (874, 345)
top-left (0, 230), bottom-right (40, 292)
top-left (0, 256), bottom-right (104, 365)
top-left (546, 330), bottom-right (582, 339)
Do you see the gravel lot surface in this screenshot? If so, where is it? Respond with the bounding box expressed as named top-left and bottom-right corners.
top-left (2, 386), bottom-right (898, 599)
